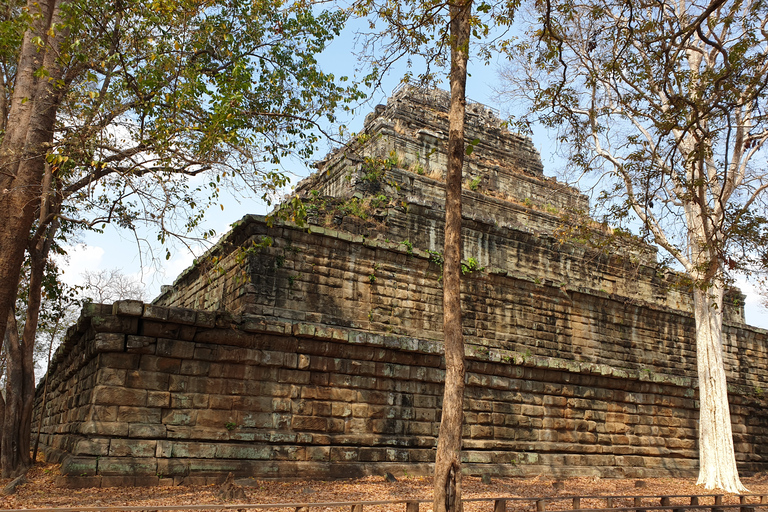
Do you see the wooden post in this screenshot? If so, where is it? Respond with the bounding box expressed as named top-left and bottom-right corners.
top-left (634, 497), bottom-right (644, 512)
top-left (536, 499), bottom-right (546, 512)
top-left (351, 505), bottom-right (363, 512)
top-left (606, 498), bottom-right (614, 509)
top-left (661, 497), bottom-right (671, 507)
top-left (713, 495), bottom-right (723, 512)
top-left (406, 501), bottom-right (420, 512)
top-left (740, 495), bottom-right (749, 512)
top-left (691, 497), bottom-right (699, 506)
top-left (573, 497), bottom-right (581, 510)
top-left (494, 499), bottom-right (507, 512)
top-left (761, 496), bottom-right (768, 505)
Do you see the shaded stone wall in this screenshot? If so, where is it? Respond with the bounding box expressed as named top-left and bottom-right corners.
top-left (35, 217), bottom-right (768, 487)
top-left (34, 294), bottom-right (768, 489)
top-left (155, 217), bottom-right (761, 388)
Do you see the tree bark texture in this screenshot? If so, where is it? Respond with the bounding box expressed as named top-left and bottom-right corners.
top-left (0, 0), bottom-right (65, 354)
top-left (693, 277), bottom-right (747, 493)
top-left (0, 0), bottom-right (67, 478)
top-left (433, 2), bottom-right (471, 512)
top-left (2, 310), bottom-right (25, 478)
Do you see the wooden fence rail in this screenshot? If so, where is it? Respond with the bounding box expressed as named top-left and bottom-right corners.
top-left (4, 493), bottom-right (768, 512)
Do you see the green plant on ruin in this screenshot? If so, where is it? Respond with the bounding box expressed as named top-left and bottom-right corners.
top-left (426, 250), bottom-right (444, 282)
top-left (461, 257), bottom-right (485, 275)
top-left (755, 386), bottom-right (764, 398)
top-left (545, 204), bottom-right (559, 215)
top-left (361, 151), bottom-right (402, 183)
top-left (523, 197), bottom-right (533, 208)
top-left (225, 422), bottom-right (237, 431)
top-left (465, 137), bottom-right (481, 156)
top-left (400, 240), bottom-right (414, 256)
top-left (517, 349), bottom-right (533, 364)
top-left (234, 236), bottom-right (275, 269)
top-left (371, 194), bottom-right (390, 208)
top-left (369, 264), bottom-right (379, 283)
top-left (269, 196), bottom-right (308, 227)
top-left (288, 274), bottom-right (300, 286)
top-left (468, 176), bottom-right (482, 191)
top-left (341, 197), bottom-right (368, 220)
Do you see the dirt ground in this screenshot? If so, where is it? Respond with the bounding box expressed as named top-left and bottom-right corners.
top-left (3, 463), bottom-right (768, 511)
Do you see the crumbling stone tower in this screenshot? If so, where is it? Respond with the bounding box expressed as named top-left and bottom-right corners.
top-left (34, 86), bottom-right (768, 487)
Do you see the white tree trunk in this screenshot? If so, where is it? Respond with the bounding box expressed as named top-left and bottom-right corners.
top-left (693, 278), bottom-right (747, 493)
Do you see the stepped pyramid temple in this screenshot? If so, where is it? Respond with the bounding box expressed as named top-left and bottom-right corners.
top-left (34, 85), bottom-right (768, 487)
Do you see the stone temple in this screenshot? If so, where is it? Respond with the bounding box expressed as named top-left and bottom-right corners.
top-left (34, 85), bottom-right (768, 487)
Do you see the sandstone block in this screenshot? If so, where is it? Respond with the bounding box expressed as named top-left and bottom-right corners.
top-left (55, 476), bottom-right (102, 488)
top-left (161, 409), bottom-right (198, 426)
top-left (98, 353), bottom-right (140, 369)
top-left (79, 421), bottom-right (129, 437)
top-left (142, 305), bottom-right (169, 321)
top-left (140, 355), bottom-right (181, 374)
top-left (196, 409), bottom-right (237, 429)
top-left (157, 338), bottom-right (196, 359)
top-left (126, 370), bottom-right (170, 391)
top-left (147, 391), bottom-right (171, 408)
top-left (96, 368), bottom-right (126, 386)
top-left (109, 439), bottom-right (157, 457)
top-left (72, 439), bottom-right (110, 456)
top-left (93, 333), bottom-right (125, 353)
top-left (128, 423), bottom-right (167, 438)
top-left (98, 457), bottom-right (158, 476)
top-left (88, 405), bottom-right (119, 422)
top-left (216, 444), bottom-right (270, 459)
top-left (292, 416), bottom-right (328, 431)
top-left (113, 300), bottom-right (145, 317)
top-left (126, 335), bottom-right (157, 354)
top-left (60, 455), bottom-right (98, 476)
top-left (93, 385), bottom-right (147, 407)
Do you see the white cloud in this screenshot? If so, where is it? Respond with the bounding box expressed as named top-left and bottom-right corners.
top-left (56, 244), bottom-right (105, 286)
top-left (734, 277), bottom-right (768, 330)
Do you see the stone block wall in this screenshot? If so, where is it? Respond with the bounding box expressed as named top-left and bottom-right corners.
top-left (155, 216), bottom-right (748, 378)
top-left (35, 293), bottom-right (768, 488)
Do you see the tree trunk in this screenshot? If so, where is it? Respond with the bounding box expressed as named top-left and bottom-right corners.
top-left (0, 0), bottom-right (64, 350)
top-left (693, 277), bottom-right (747, 493)
top-left (433, 2), bottom-right (471, 512)
top-left (0, 0), bottom-right (67, 478)
top-left (2, 309), bottom-right (26, 478)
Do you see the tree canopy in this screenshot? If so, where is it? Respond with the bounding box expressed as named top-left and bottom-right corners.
top-left (0, 0), bottom-right (361, 478)
top-left (502, 0), bottom-right (768, 492)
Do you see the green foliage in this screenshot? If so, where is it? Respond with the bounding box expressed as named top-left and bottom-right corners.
top-left (225, 422), bottom-right (237, 431)
top-left (341, 197), bottom-right (368, 219)
top-left (400, 239), bottom-right (413, 255)
top-left (461, 257), bottom-right (484, 275)
top-left (4, 0), bottom-right (363, 258)
top-left (469, 176), bottom-right (482, 191)
top-left (361, 151), bottom-right (400, 183)
top-left (371, 194), bottom-right (389, 208)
